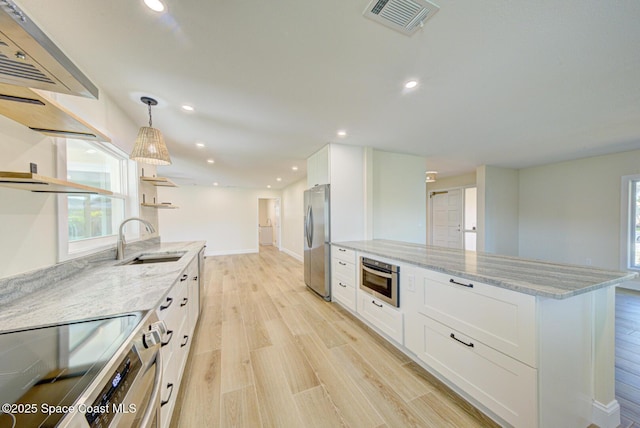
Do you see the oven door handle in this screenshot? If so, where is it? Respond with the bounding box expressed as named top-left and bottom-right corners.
top-left (362, 265), bottom-right (394, 279)
top-left (139, 348), bottom-right (162, 428)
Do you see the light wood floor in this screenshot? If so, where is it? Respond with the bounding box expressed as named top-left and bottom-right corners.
top-left (171, 246), bottom-right (499, 428)
top-left (616, 288), bottom-right (640, 428)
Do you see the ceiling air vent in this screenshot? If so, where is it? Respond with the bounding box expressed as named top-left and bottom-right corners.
top-left (363, 0), bottom-right (440, 36)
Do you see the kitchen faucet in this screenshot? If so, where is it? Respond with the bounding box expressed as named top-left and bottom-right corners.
top-left (116, 217), bottom-right (156, 260)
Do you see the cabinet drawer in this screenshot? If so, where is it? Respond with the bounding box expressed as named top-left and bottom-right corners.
top-left (358, 292), bottom-right (403, 344)
top-left (419, 269), bottom-right (536, 366)
top-left (417, 315), bottom-right (537, 428)
top-left (332, 275), bottom-right (356, 311)
top-left (332, 258), bottom-right (356, 284)
top-left (333, 246), bottom-right (356, 264)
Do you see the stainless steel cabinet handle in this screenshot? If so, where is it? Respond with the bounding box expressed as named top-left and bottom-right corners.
top-left (450, 333), bottom-right (474, 348)
top-left (139, 349), bottom-right (162, 428)
top-left (160, 382), bottom-right (174, 407)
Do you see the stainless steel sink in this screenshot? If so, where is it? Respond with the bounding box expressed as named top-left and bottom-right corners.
top-left (120, 251), bottom-right (186, 265)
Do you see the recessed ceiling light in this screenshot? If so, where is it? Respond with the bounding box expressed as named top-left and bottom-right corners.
top-left (207, 159), bottom-right (215, 164)
top-left (143, 0), bottom-right (165, 12)
top-left (86, 149), bottom-right (96, 154)
top-left (213, 182), bottom-right (219, 186)
top-left (181, 105), bottom-right (194, 112)
top-left (404, 80), bottom-right (419, 89)
top-left (195, 142), bottom-right (205, 148)
top-left (276, 177), bottom-right (282, 182)
top-left (337, 130), bottom-right (347, 137)
top-left (292, 166), bottom-right (298, 171)
top-left (267, 185), bottom-right (272, 189)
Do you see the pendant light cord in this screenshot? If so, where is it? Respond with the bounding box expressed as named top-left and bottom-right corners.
top-left (148, 102), bottom-right (153, 127)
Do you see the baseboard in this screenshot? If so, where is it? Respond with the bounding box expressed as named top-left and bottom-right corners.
top-left (280, 247), bottom-right (303, 262)
top-left (592, 399), bottom-right (620, 428)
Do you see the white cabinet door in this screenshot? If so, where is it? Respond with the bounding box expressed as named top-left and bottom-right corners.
top-left (358, 292), bottom-right (403, 344)
top-left (417, 269), bottom-right (537, 366)
top-left (415, 315), bottom-right (538, 428)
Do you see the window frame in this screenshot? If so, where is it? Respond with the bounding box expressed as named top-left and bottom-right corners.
top-left (56, 138), bottom-right (139, 261)
top-left (621, 174), bottom-right (640, 272)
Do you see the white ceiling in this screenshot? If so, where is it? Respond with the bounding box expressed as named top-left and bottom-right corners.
top-left (15, 0), bottom-right (640, 189)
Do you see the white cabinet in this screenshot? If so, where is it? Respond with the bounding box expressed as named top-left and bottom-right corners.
top-left (306, 143), bottom-right (365, 242)
top-left (156, 253), bottom-right (202, 427)
top-left (331, 246), bottom-right (357, 311)
top-left (358, 292), bottom-right (403, 344)
top-left (404, 266), bottom-right (594, 428)
top-left (412, 269), bottom-right (536, 367)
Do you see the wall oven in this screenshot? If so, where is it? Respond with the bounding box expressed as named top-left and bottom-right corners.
top-left (360, 257), bottom-right (400, 307)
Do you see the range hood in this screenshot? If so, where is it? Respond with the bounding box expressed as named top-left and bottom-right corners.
top-left (0, 0), bottom-right (98, 99)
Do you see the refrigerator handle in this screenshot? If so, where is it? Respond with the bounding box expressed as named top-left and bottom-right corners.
top-left (305, 205), bottom-right (312, 248)
top-left (309, 206), bottom-right (314, 247)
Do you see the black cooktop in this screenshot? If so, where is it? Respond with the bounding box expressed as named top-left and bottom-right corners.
top-left (0, 314), bottom-right (141, 428)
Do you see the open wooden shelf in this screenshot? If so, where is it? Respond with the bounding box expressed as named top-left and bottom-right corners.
top-left (0, 171), bottom-right (114, 195)
top-left (141, 203), bottom-right (179, 209)
top-left (140, 176), bottom-right (177, 187)
top-left (0, 84), bottom-right (111, 142)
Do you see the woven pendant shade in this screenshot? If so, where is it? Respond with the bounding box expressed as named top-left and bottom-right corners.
top-left (130, 126), bottom-right (171, 165)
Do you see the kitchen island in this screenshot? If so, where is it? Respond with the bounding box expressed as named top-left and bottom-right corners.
top-left (331, 239), bottom-right (636, 428)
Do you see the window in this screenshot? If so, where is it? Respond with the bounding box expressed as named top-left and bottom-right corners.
top-left (622, 175), bottom-right (640, 271)
top-left (58, 139), bottom-right (138, 259)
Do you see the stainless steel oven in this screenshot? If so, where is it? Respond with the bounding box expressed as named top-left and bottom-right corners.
top-left (360, 257), bottom-right (400, 307)
top-left (0, 311), bottom-right (164, 428)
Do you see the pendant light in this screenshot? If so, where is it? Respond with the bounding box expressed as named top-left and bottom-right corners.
top-left (130, 96), bottom-right (172, 165)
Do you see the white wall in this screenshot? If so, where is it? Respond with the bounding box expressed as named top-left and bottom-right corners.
top-left (519, 149), bottom-right (640, 270)
top-left (371, 150), bottom-right (427, 244)
top-left (157, 185), bottom-right (284, 256)
top-left (477, 165), bottom-right (519, 256)
top-left (281, 179), bottom-right (306, 261)
top-left (0, 91), bottom-right (138, 278)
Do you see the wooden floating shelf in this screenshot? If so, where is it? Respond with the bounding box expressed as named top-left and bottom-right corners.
top-left (0, 84), bottom-right (111, 142)
top-left (141, 203), bottom-right (179, 209)
top-left (0, 171), bottom-right (114, 195)
top-left (140, 176), bottom-right (178, 187)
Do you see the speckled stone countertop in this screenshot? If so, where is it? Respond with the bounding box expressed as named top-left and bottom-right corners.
top-left (333, 239), bottom-right (637, 299)
top-left (0, 240), bottom-right (206, 332)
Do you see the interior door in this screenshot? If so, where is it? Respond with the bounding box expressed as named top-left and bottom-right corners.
top-left (431, 189), bottom-right (463, 249)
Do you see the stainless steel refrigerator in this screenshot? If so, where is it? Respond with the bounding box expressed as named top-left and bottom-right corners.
top-left (304, 184), bottom-right (331, 300)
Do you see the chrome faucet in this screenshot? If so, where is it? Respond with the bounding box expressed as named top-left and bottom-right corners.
top-left (116, 217), bottom-right (156, 260)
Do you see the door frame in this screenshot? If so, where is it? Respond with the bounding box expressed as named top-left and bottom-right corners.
top-left (257, 197), bottom-right (282, 251)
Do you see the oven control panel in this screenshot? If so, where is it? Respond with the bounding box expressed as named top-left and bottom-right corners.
top-left (85, 347), bottom-right (142, 427)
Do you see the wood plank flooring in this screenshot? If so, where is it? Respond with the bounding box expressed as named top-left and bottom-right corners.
top-left (171, 246), bottom-right (499, 428)
top-left (616, 288), bottom-right (640, 428)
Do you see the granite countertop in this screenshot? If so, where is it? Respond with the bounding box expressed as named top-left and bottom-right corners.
top-left (333, 239), bottom-right (638, 299)
top-left (0, 240), bottom-right (206, 332)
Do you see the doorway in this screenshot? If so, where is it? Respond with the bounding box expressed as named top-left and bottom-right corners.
top-left (429, 186), bottom-right (477, 250)
top-left (258, 198), bottom-right (281, 251)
